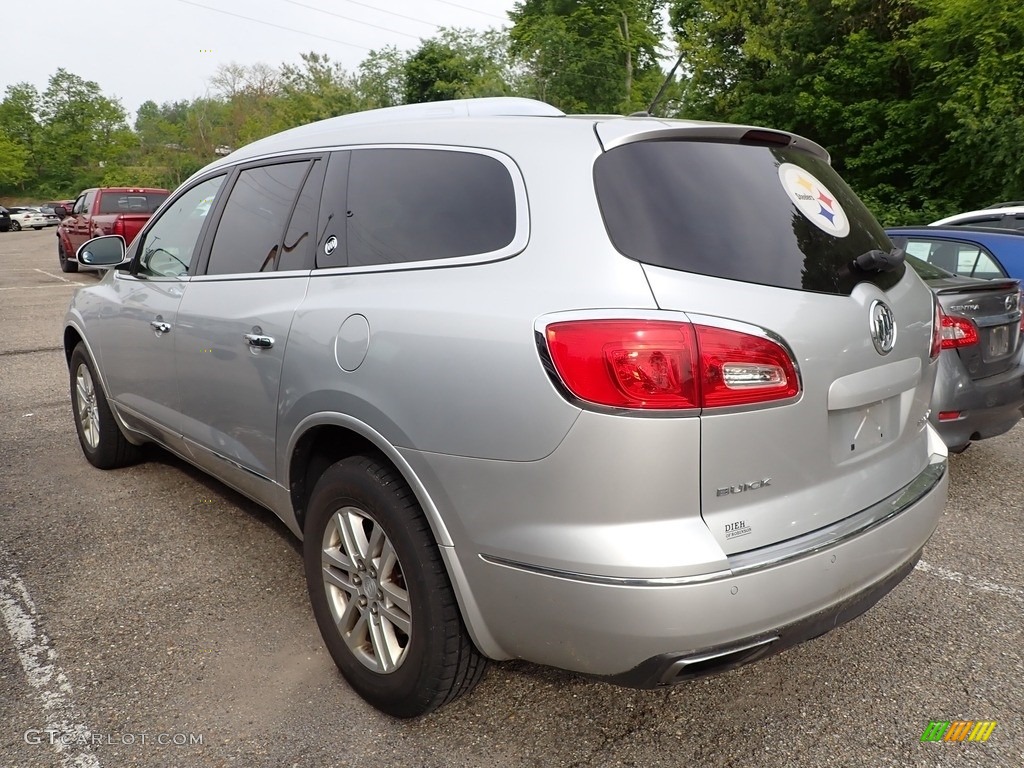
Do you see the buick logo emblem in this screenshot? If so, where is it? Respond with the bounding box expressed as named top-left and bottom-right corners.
top-left (869, 300), bottom-right (896, 355)
top-left (1006, 293), bottom-right (1019, 312)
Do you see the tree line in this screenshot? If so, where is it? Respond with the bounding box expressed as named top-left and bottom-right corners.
top-left (1, 0), bottom-right (1020, 223)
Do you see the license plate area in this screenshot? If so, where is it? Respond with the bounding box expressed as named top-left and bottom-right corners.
top-left (829, 395), bottom-right (900, 464)
top-left (984, 323), bottom-right (1010, 361)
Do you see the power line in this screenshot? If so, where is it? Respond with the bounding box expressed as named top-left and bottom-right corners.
top-left (336, 0), bottom-right (439, 29)
top-left (174, 0), bottom-right (372, 51)
top-left (421, 0), bottom-right (510, 22)
top-left (282, 0), bottom-right (424, 40)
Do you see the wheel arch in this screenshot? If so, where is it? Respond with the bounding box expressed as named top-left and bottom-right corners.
top-left (285, 413), bottom-right (453, 547)
top-left (285, 413), bottom-right (510, 661)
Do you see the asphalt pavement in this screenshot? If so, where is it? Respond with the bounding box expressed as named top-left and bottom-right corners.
top-left (1, 228), bottom-right (1021, 767)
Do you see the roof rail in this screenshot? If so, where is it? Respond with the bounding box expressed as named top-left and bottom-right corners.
top-left (890, 225), bottom-right (1024, 237)
top-left (329, 97), bottom-right (564, 128)
top-left (983, 201), bottom-right (1024, 209)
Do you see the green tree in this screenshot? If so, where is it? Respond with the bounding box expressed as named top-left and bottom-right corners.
top-left (913, 0), bottom-right (1024, 210)
top-left (509, 0), bottom-right (667, 113)
top-left (0, 129), bottom-right (31, 190)
top-left (36, 69), bottom-right (131, 192)
top-left (0, 84), bottom-right (42, 189)
top-left (356, 46), bottom-right (408, 109)
top-left (279, 52), bottom-right (360, 126)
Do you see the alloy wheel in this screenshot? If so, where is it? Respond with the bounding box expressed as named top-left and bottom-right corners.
top-left (75, 364), bottom-right (101, 449)
top-left (320, 506), bottom-right (412, 673)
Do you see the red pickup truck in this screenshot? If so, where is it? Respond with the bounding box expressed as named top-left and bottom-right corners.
top-left (56, 187), bottom-right (169, 272)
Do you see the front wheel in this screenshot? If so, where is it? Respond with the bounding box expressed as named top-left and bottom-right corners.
top-left (69, 344), bottom-right (140, 468)
top-left (58, 240), bottom-right (78, 273)
top-left (304, 455), bottom-right (487, 718)
top-left (10, 221), bottom-right (21, 231)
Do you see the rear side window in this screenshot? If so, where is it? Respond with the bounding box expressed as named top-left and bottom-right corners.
top-left (207, 161), bottom-right (309, 275)
top-left (98, 192), bottom-right (169, 214)
top-left (594, 141), bottom-right (903, 295)
top-left (346, 148), bottom-right (516, 267)
top-left (895, 237), bottom-right (1007, 279)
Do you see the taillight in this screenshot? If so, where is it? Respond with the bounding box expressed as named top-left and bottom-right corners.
top-left (544, 320), bottom-right (799, 410)
top-left (111, 218), bottom-right (124, 237)
top-left (930, 297), bottom-right (942, 360)
top-left (940, 310), bottom-right (979, 349)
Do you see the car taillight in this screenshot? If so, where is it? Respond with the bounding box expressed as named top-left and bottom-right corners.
top-left (940, 310), bottom-right (979, 349)
top-left (544, 320), bottom-right (799, 410)
top-left (930, 297), bottom-right (942, 360)
top-left (111, 218), bottom-right (124, 237)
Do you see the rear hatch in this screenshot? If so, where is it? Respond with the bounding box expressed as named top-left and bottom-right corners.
top-left (908, 258), bottom-right (1021, 379)
top-left (593, 123), bottom-right (940, 555)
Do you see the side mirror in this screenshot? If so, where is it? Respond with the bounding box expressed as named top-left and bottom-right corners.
top-left (54, 205), bottom-right (68, 218)
top-left (77, 235), bottom-right (127, 268)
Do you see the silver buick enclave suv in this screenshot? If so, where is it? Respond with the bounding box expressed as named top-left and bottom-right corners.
top-left (64, 97), bottom-right (949, 717)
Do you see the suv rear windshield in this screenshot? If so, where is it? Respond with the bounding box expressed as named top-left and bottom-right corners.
top-left (593, 140), bottom-right (903, 295)
top-left (98, 192), bottom-right (169, 214)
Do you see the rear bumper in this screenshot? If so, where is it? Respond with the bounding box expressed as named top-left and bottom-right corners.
top-left (931, 354), bottom-right (1024, 446)
top-left (426, 438), bottom-right (948, 677)
top-left (603, 547), bottom-right (921, 687)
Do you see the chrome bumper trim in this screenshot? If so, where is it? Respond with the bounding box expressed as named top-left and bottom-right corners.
top-left (480, 453), bottom-right (946, 587)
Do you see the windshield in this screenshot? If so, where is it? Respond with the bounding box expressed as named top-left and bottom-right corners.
top-left (98, 192), bottom-right (169, 214)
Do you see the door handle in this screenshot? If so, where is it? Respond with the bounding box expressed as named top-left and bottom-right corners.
top-left (244, 333), bottom-right (275, 349)
top-left (150, 320), bottom-right (171, 334)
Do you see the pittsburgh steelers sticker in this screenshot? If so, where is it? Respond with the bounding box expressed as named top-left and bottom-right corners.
top-left (778, 163), bottom-right (850, 238)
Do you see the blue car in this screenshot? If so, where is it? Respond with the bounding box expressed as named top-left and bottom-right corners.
top-left (887, 226), bottom-right (1024, 451)
top-left (886, 226), bottom-right (1024, 281)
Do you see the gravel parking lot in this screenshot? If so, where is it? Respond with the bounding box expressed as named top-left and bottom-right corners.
top-left (1, 227), bottom-right (1021, 768)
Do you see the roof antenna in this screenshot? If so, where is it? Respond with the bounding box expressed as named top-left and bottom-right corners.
top-left (636, 51), bottom-right (685, 118)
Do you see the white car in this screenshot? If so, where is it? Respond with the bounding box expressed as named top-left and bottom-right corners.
top-left (8, 206), bottom-right (59, 231)
top-left (931, 203), bottom-right (1024, 230)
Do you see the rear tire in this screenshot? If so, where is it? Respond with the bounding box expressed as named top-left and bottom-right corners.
top-left (304, 455), bottom-right (487, 718)
top-left (948, 442), bottom-right (971, 454)
top-left (11, 221), bottom-right (21, 231)
top-left (69, 344), bottom-right (140, 469)
top-left (58, 240), bottom-right (78, 273)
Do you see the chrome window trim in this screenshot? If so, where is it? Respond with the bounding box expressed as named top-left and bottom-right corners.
top-left (316, 144), bottom-right (529, 274)
top-left (198, 144), bottom-right (529, 276)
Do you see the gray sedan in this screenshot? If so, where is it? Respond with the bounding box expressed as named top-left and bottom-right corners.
top-left (905, 254), bottom-right (1024, 451)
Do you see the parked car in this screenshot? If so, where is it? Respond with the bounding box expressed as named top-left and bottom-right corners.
top-left (64, 97), bottom-right (949, 718)
top-left (56, 187), bottom-right (169, 272)
top-left (0, 206), bottom-right (10, 232)
top-left (886, 226), bottom-right (1024, 281)
top-left (931, 204), bottom-right (1024, 230)
top-left (8, 206), bottom-right (57, 231)
top-left (46, 199), bottom-right (75, 217)
top-left (898, 251), bottom-right (1024, 452)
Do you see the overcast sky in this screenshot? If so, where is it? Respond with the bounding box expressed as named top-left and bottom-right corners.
top-left (3, 0), bottom-right (517, 119)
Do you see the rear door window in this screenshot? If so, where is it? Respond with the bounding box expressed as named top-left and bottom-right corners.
top-left (593, 140), bottom-right (903, 295)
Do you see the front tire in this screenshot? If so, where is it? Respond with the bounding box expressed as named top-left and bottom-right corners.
top-left (304, 455), bottom-right (487, 718)
top-left (69, 344), bottom-right (140, 468)
top-left (11, 220), bottom-right (21, 231)
top-left (58, 240), bottom-right (78, 273)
